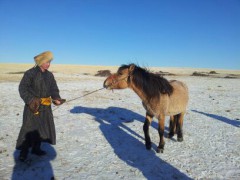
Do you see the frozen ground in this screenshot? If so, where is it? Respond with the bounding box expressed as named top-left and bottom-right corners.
top-left (0, 74), bottom-right (240, 180)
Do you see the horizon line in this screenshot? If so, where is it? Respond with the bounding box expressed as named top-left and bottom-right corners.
top-left (0, 62), bottom-right (239, 71)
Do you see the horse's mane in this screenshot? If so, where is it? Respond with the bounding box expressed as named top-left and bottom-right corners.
top-left (119, 64), bottom-right (173, 100)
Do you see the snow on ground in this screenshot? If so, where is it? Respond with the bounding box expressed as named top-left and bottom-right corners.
top-left (0, 74), bottom-right (240, 180)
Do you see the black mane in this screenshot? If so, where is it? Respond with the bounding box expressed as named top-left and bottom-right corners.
top-left (119, 64), bottom-right (173, 100)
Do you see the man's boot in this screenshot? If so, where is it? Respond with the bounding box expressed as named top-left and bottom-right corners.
top-left (31, 141), bottom-right (46, 156)
top-left (19, 141), bottom-right (29, 162)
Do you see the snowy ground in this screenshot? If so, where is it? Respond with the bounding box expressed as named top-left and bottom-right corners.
top-left (0, 74), bottom-right (240, 180)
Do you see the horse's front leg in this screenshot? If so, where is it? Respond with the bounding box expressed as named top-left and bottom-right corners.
top-left (143, 112), bottom-right (153, 150)
top-left (157, 115), bottom-right (165, 153)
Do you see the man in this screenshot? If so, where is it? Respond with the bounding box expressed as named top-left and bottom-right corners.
top-left (16, 51), bottom-right (65, 161)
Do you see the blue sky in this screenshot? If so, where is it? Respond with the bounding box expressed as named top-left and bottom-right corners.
top-left (0, 0), bottom-right (239, 69)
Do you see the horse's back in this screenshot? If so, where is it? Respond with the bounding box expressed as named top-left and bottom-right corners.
top-left (166, 80), bottom-right (189, 115)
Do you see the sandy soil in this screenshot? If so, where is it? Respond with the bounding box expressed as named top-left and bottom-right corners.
top-left (1, 63), bottom-right (239, 82)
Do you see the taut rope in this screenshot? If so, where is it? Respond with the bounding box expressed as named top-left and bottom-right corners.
top-left (67, 87), bottom-right (105, 103)
top-left (53, 87), bottom-right (105, 112)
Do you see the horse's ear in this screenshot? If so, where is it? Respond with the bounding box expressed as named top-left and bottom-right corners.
top-left (129, 64), bottom-right (135, 73)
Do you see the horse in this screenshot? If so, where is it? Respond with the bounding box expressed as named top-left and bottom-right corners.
top-left (103, 63), bottom-right (189, 153)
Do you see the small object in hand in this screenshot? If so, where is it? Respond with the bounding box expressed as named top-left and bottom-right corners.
top-left (52, 98), bottom-right (66, 106)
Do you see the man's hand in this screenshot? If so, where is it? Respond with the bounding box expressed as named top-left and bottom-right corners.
top-left (52, 98), bottom-right (66, 106)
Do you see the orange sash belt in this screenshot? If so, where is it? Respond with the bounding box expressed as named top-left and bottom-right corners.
top-left (40, 97), bottom-right (52, 106)
top-left (34, 97), bottom-right (51, 115)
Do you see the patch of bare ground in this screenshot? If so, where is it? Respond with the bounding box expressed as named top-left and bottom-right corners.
top-left (224, 74), bottom-right (240, 79)
top-left (7, 71), bottom-right (25, 74)
top-left (94, 70), bottom-right (112, 77)
top-left (155, 71), bottom-right (176, 76)
top-left (191, 71), bottom-right (240, 79)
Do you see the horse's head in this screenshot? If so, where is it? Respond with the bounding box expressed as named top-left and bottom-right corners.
top-left (103, 64), bottom-right (135, 90)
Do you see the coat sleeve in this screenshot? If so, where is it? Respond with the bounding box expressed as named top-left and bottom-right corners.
top-left (50, 73), bottom-right (61, 99)
top-left (19, 71), bottom-right (35, 104)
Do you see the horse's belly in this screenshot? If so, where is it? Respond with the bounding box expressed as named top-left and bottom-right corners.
top-left (166, 109), bottom-right (185, 116)
top-left (166, 97), bottom-right (188, 116)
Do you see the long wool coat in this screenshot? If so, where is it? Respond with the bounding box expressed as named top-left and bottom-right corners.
top-left (16, 66), bottom-right (61, 150)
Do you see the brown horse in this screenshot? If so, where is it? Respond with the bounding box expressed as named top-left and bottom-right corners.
top-left (103, 64), bottom-right (189, 153)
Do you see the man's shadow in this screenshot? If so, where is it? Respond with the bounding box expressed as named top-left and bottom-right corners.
top-left (71, 106), bottom-right (192, 179)
top-left (192, 110), bottom-right (240, 128)
top-left (12, 143), bottom-right (56, 180)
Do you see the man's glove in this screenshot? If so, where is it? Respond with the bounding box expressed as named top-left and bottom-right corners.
top-left (52, 98), bottom-right (66, 106)
top-left (29, 97), bottom-right (41, 113)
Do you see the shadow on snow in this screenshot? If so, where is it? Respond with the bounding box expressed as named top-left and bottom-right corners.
top-left (192, 110), bottom-right (240, 128)
top-left (71, 106), bottom-right (192, 179)
top-left (11, 143), bottom-right (56, 180)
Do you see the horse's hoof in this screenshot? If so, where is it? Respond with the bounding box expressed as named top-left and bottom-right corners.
top-left (177, 137), bottom-right (183, 142)
top-left (156, 148), bottom-right (164, 153)
top-left (168, 133), bottom-right (174, 138)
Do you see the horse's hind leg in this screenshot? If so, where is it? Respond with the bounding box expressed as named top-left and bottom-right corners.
top-left (157, 114), bottom-right (165, 153)
top-left (143, 112), bottom-right (153, 150)
top-left (168, 115), bottom-right (177, 138)
top-left (176, 112), bottom-right (184, 142)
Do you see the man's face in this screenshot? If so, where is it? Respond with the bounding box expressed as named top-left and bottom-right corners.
top-left (40, 61), bottom-right (51, 70)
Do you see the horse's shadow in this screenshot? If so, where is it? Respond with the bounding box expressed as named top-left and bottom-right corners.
top-left (192, 110), bottom-right (240, 128)
top-left (71, 106), bottom-right (192, 179)
top-left (11, 143), bottom-right (56, 180)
